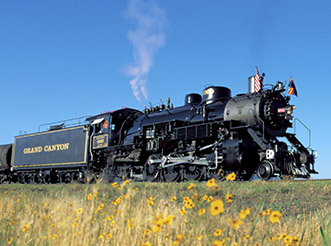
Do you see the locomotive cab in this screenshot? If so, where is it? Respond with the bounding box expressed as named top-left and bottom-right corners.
top-left (88, 108), bottom-right (143, 149)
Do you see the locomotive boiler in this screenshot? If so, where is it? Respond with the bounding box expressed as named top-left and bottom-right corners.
top-left (0, 74), bottom-right (317, 184)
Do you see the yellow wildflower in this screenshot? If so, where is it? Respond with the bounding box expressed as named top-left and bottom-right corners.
top-left (141, 243), bottom-right (152, 246)
top-left (197, 235), bottom-right (204, 240)
top-left (239, 207), bottom-right (250, 219)
top-left (128, 223), bottom-right (134, 228)
top-left (228, 218), bottom-right (243, 229)
top-left (199, 208), bottom-right (206, 216)
top-left (106, 215), bottom-right (114, 221)
top-left (207, 196), bottom-right (214, 202)
top-left (94, 191), bottom-right (98, 197)
top-left (173, 234), bottom-right (185, 246)
top-left (262, 208), bottom-right (270, 216)
top-left (87, 193), bottom-right (93, 200)
top-left (226, 194), bottom-right (233, 203)
top-left (77, 208), bottom-right (83, 214)
top-left (152, 219), bottom-right (163, 232)
top-left (187, 182), bottom-right (194, 190)
top-left (106, 234), bottom-right (112, 239)
top-left (268, 237), bottom-right (275, 242)
top-left (112, 182), bottom-right (118, 187)
top-left (22, 224), bottom-right (29, 233)
top-left (213, 229), bottom-right (223, 237)
top-left (99, 232), bottom-right (105, 239)
top-left (269, 211), bottom-right (282, 223)
top-left (211, 239), bottom-right (225, 246)
top-left (8, 237), bottom-right (13, 245)
top-left (170, 196), bottom-right (177, 202)
top-left (243, 234), bottom-right (250, 240)
top-left (124, 180), bottom-right (130, 185)
top-left (293, 236), bottom-right (300, 245)
top-left (284, 235), bottom-right (293, 244)
top-left (147, 200), bottom-right (155, 207)
top-left (163, 215), bottom-right (175, 226)
top-left (206, 178), bottom-right (216, 187)
top-left (225, 172), bottom-right (236, 181)
top-left (202, 195), bottom-right (208, 201)
top-left (97, 203), bottom-right (105, 211)
top-left (144, 229), bottom-right (151, 236)
top-left (209, 199), bottom-right (225, 216)
top-left (179, 207), bottom-right (186, 215)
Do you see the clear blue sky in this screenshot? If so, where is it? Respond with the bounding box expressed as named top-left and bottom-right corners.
top-left (1, 0), bottom-right (330, 179)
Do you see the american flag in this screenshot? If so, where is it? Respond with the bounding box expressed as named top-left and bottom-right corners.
top-left (254, 67), bottom-right (262, 92)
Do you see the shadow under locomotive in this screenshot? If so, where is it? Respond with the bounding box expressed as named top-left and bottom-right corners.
top-left (0, 75), bottom-right (318, 184)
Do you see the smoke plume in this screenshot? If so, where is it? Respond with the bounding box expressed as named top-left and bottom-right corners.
top-left (125, 0), bottom-right (166, 102)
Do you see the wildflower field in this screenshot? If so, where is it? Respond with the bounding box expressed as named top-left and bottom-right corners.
top-left (0, 179), bottom-right (330, 246)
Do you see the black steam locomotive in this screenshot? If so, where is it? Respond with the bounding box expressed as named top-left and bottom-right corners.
top-left (0, 75), bottom-right (317, 184)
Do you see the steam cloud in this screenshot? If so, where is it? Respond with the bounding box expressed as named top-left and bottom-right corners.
top-left (125, 0), bottom-right (166, 102)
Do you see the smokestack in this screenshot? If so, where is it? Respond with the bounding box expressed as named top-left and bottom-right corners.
top-left (248, 76), bottom-right (255, 94)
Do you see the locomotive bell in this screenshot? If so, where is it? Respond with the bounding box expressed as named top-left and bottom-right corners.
top-left (202, 86), bottom-right (231, 104)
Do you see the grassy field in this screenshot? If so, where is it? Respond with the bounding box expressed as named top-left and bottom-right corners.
top-left (0, 179), bottom-right (330, 246)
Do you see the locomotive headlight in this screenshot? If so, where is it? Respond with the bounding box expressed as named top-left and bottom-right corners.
top-left (285, 106), bottom-right (294, 115)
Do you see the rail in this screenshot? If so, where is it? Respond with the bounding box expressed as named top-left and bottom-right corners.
top-left (294, 118), bottom-right (311, 148)
top-left (38, 115), bottom-right (91, 132)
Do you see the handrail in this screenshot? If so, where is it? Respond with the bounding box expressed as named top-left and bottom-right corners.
top-left (38, 115), bottom-right (91, 132)
top-left (294, 118), bottom-right (311, 148)
top-left (248, 108), bottom-right (265, 139)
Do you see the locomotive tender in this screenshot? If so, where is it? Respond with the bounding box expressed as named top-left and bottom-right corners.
top-left (0, 75), bottom-right (317, 184)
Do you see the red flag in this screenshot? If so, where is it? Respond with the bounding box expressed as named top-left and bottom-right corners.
top-left (288, 77), bottom-right (298, 96)
top-left (254, 67), bottom-right (262, 92)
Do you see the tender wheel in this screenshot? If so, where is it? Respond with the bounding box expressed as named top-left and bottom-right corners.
top-left (257, 161), bottom-right (274, 180)
top-left (143, 155), bottom-right (161, 182)
top-left (183, 165), bottom-right (204, 181)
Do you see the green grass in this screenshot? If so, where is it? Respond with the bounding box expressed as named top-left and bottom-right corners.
top-left (0, 179), bottom-right (330, 246)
